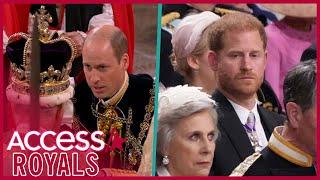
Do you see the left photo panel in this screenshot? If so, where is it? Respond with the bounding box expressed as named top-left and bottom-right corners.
top-left (2, 3), bottom-right (158, 176)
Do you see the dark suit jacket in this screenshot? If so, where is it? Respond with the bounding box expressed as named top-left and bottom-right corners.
top-left (245, 147), bottom-right (316, 176)
top-left (209, 90), bottom-right (284, 176)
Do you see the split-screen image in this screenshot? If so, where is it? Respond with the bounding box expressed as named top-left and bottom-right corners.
top-left (2, 3), bottom-right (317, 177)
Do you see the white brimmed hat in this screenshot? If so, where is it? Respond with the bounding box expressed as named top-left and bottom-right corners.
top-left (261, 3), bottom-right (316, 18)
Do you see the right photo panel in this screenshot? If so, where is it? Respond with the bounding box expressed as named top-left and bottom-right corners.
top-left (156, 3), bottom-right (317, 176)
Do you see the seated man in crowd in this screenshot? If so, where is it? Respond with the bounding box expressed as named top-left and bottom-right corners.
top-left (207, 12), bottom-right (284, 175)
top-left (231, 60), bottom-right (317, 176)
top-left (73, 25), bottom-right (154, 174)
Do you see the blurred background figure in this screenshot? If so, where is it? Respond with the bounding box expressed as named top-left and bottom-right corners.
top-left (300, 43), bottom-right (317, 62)
top-left (170, 11), bottom-right (220, 94)
top-left (262, 4), bottom-right (316, 111)
top-left (133, 5), bottom-right (157, 76)
top-left (157, 85), bottom-right (219, 176)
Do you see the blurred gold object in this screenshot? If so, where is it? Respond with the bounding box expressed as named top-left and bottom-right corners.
top-left (262, 101), bottom-right (274, 112)
top-left (35, 5), bottom-right (53, 42)
top-left (128, 152), bottom-right (137, 166)
top-left (162, 12), bottom-right (180, 27)
top-left (214, 7), bottom-right (237, 15)
top-left (96, 73), bottom-right (129, 139)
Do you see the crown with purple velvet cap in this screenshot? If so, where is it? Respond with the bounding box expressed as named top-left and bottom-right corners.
top-left (5, 6), bottom-right (77, 107)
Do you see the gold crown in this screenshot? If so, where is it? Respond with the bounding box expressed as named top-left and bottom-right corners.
top-left (6, 6), bottom-right (77, 96)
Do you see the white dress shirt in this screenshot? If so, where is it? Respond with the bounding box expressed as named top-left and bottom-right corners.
top-left (227, 99), bottom-right (268, 151)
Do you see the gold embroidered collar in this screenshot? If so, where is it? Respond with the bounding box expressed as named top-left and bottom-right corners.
top-left (99, 72), bottom-right (129, 106)
top-left (268, 126), bottom-right (313, 167)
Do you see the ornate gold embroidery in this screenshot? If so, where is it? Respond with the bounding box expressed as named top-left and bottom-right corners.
top-left (89, 80), bottom-right (155, 170)
top-left (11, 77), bottom-right (70, 96)
top-left (229, 152), bottom-right (261, 176)
top-left (34, 5), bottom-right (52, 42)
top-left (94, 72), bottom-right (129, 139)
top-left (124, 84), bottom-right (155, 169)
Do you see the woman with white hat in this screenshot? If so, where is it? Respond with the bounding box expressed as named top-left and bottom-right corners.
top-left (170, 11), bottom-right (220, 94)
top-left (157, 85), bottom-right (219, 176)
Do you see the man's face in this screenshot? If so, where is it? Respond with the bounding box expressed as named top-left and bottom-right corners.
top-left (83, 41), bottom-right (127, 99)
top-left (215, 30), bottom-right (266, 99)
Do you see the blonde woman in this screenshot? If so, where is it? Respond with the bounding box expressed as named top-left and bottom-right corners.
top-left (171, 11), bottom-right (220, 94)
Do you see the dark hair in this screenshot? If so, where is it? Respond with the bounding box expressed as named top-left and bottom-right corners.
top-left (283, 60), bottom-right (316, 112)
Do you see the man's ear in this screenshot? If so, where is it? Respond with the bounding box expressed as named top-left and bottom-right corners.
top-left (208, 50), bottom-right (218, 71)
top-left (286, 102), bottom-right (303, 129)
top-left (186, 56), bottom-right (200, 70)
top-left (263, 50), bottom-right (267, 68)
top-left (120, 53), bottom-right (129, 70)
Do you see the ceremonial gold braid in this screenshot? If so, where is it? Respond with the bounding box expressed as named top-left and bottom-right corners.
top-left (92, 76), bottom-right (154, 170)
top-left (229, 152), bottom-right (261, 176)
top-left (138, 84), bottom-right (155, 144)
top-left (96, 72), bottom-right (129, 139)
top-left (124, 83), bottom-right (155, 169)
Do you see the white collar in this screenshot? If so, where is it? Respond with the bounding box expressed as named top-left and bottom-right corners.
top-left (227, 98), bottom-right (259, 125)
top-left (268, 126), bottom-right (313, 167)
top-left (157, 166), bottom-right (171, 176)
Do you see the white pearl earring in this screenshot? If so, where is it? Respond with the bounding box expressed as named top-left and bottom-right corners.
top-left (162, 155), bottom-right (169, 165)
